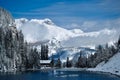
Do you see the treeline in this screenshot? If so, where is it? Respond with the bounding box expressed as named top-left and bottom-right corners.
top-left (86, 37), bottom-right (120, 68)
top-left (63, 36), bottom-right (120, 68)
top-left (0, 26), bottom-right (42, 71)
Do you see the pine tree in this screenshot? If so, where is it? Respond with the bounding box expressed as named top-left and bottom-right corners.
top-left (117, 35), bottom-right (120, 51)
top-left (56, 58), bottom-right (61, 68)
top-left (0, 7), bottom-right (42, 71)
top-left (50, 54), bottom-right (54, 67)
top-left (41, 44), bottom-right (49, 60)
top-left (66, 57), bottom-right (72, 68)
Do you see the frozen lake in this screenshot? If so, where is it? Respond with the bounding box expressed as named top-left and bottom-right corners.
top-left (0, 70), bottom-right (120, 80)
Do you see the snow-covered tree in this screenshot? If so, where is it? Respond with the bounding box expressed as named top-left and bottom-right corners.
top-left (0, 7), bottom-right (41, 71)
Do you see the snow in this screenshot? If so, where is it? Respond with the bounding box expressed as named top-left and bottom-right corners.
top-left (88, 52), bottom-right (120, 76)
top-left (15, 18), bottom-right (75, 42)
top-left (70, 29), bottom-right (83, 34)
top-left (15, 18), bottom-right (118, 47)
top-left (40, 60), bottom-right (51, 64)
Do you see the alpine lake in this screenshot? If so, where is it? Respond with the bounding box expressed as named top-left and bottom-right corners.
top-left (0, 70), bottom-right (120, 80)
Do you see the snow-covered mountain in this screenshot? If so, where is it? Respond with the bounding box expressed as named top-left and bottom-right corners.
top-left (15, 18), bottom-right (75, 42)
top-left (15, 18), bottom-right (118, 48)
top-left (15, 18), bottom-right (119, 62)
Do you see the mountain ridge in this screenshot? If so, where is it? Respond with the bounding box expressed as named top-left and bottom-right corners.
top-left (15, 18), bottom-right (117, 48)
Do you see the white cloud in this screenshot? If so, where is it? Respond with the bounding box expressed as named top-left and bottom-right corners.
top-left (65, 18), bottom-right (120, 32)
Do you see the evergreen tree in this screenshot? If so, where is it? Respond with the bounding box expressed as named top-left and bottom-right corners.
top-left (41, 44), bottom-right (49, 60)
top-left (56, 58), bottom-right (61, 68)
top-left (117, 35), bottom-right (120, 51)
top-left (66, 57), bottom-right (72, 68)
top-left (0, 7), bottom-right (42, 71)
top-left (50, 54), bottom-right (54, 67)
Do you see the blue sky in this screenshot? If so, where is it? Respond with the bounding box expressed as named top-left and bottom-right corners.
top-left (0, 0), bottom-right (120, 31)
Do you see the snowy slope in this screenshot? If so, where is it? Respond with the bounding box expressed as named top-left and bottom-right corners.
top-left (15, 18), bottom-right (75, 42)
top-left (15, 18), bottom-right (118, 47)
top-left (89, 52), bottom-right (120, 75)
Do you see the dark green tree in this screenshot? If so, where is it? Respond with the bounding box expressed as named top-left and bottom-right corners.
top-left (56, 58), bottom-right (61, 68)
top-left (50, 54), bottom-right (54, 67)
top-left (66, 57), bottom-right (72, 68)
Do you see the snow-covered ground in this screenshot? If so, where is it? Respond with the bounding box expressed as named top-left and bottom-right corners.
top-left (88, 52), bottom-right (120, 76)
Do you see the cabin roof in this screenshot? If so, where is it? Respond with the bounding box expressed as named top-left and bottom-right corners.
top-left (40, 60), bottom-right (51, 64)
